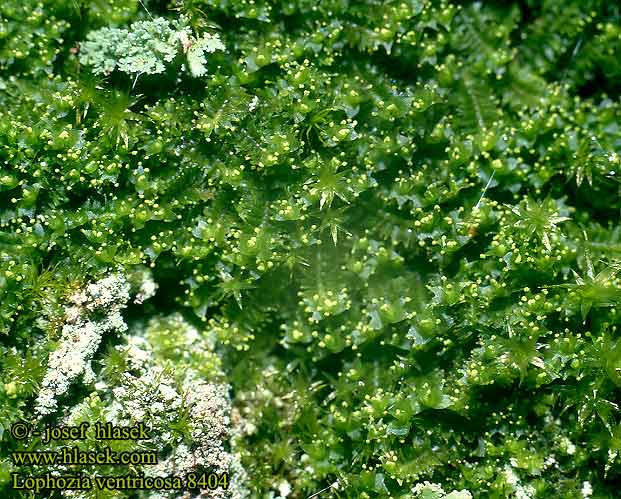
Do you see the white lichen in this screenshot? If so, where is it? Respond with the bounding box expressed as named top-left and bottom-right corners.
top-left (581, 481), bottom-right (593, 498)
top-left (503, 466), bottom-right (520, 486)
top-left (150, 378), bottom-right (248, 498)
top-left (35, 274), bottom-right (130, 416)
top-left (277, 480), bottom-right (292, 498)
top-left (248, 95), bottom-right (260, 112)
top-left (133, 270), bottom-right (158, 304)
top-left (111, 323), bottom-right (247, 499)
top-left (515, 484), bottom-right (535, 499)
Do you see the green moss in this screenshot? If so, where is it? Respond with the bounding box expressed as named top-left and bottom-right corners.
top-left (2, 0), bottom-right (621, 498)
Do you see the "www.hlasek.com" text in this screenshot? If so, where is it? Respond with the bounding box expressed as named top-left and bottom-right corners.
top-left (11, 446), bottom-right (158, 466)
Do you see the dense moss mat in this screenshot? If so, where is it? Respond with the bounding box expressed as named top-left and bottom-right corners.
top-left (2, 0), bottom-right (621, 497)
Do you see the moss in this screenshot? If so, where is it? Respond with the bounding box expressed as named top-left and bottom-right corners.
top-left (1, 0), bottom-right (621, 498)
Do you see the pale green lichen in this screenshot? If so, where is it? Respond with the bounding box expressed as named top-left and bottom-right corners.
top-left (185, 32), bottom-right (226, 77)
top-left (79, 17), bottom-right (224, 77)
top-left (412, 482), bottom-right (473, 499)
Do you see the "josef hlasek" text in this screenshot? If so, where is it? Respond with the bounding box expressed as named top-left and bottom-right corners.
top-left (39, 422), bottom-right (151, 444)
